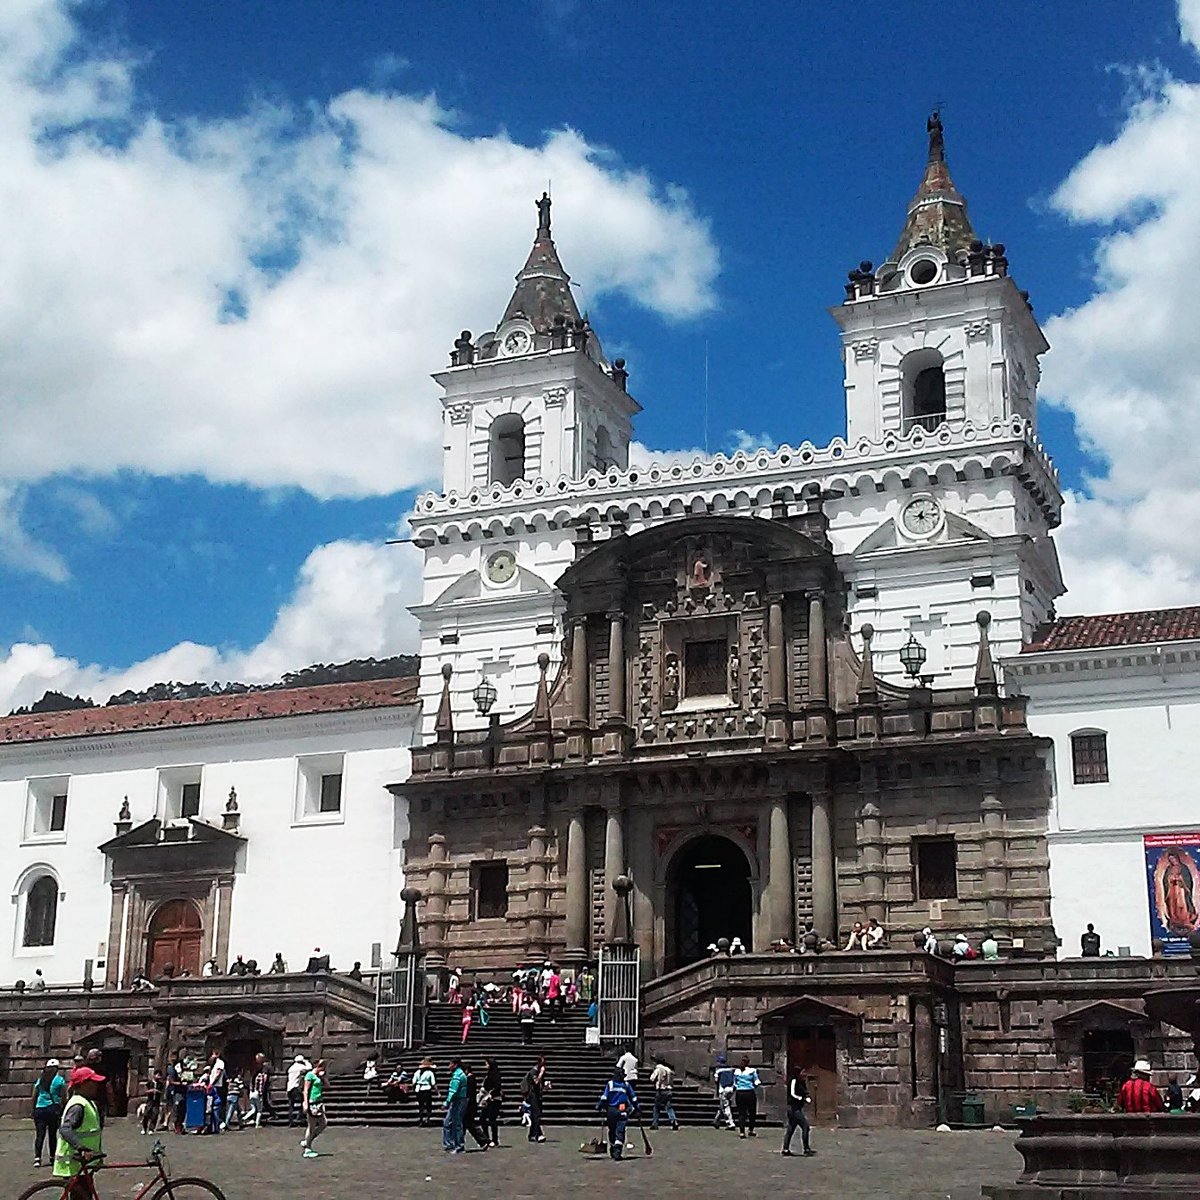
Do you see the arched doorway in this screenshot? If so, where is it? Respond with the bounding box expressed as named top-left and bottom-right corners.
top-left (146, 899), bottom-right (203, 979)
top-left (668, 834), bottom-right (753, 968)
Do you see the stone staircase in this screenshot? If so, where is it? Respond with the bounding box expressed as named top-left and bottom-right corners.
top-left (322, 1001), bottom-right (721, 1128)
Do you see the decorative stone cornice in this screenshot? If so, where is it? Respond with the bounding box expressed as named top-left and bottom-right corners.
top-left (851, 337), bottom-right (879, 360)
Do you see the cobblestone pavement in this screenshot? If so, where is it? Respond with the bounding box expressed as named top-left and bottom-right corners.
top-left (1, 1117), bottom-right (1021, 1199)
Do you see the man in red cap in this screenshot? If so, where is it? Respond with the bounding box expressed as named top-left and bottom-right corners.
top-left (54, 1066), bottom-right (106, 1189)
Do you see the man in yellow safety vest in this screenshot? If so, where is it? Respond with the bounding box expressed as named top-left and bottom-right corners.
top-left (54, 1065), bottom-right (106, 1190)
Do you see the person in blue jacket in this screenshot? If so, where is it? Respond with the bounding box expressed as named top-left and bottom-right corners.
top-left (596, 1069), bottom-right (638, 1160)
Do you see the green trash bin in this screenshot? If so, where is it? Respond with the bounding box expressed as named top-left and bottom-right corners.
top-left (960, 1094), bottom-right (986, 1127)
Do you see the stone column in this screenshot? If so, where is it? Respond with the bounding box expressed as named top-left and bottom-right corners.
top-left (767, 595), bottom-right (786, 707)
top-left (767, 795), bottom-right (794, 945)
top-left (526, 826), bottom-right (550, 957)
top-left (912, 996), bottom-right (937, 1102)
top-left (563, 810), bottom-right (589, 962)
top-left (807, 592), bottom-right (827, 703)
top-left (811, 790), bottom-right (837, 940)
top-left (603, 805), bottom-right (626, 941)
top-left (425, 832), bottom-right (449, 975)
top-left (981, 794), bottom-right (1008, 932)
top-left (569, 616), bottom-right (589, 722)
top-left (106, 884), bottom-right (127, 990)
top-left (607, 610), bottom-right (626, 721)
top-left (859, 801), bottom-right (886, 924)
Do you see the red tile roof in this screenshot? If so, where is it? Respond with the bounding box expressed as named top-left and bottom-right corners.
top-left (1022, 607), bottom-right (1200, 654)
top-left (0, 677), bottom-right (419, 745)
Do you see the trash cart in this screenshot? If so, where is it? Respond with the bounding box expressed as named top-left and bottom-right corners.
top-left (960, 1094), bottom-right (986, 1127)
top-left (184, 1085), bottom-right (207, 1131)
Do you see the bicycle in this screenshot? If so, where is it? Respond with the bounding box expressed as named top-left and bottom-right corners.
top-left (17, 1141), bottom-right (227, 1200)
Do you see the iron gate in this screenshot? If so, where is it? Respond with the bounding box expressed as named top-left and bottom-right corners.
top-left (597, 943), bottom-right (640, 1045)
top-left (373, 956), bottom-right (426, 1048)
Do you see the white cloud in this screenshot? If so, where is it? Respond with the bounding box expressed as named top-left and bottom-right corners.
top-left (0, 483), bottom-right (68, 582)
top-left (0, 0), bottom-right (718, 508)
top-left (0, 536), bottom-right (423, 714)
top-left (1040, 6), bottom-right (1200, 611)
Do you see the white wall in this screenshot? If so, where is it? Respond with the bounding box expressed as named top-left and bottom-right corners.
top-left (0, 706), bottom-right (417, 986)
top-left (1011, 652), bottom-right (1200, 959)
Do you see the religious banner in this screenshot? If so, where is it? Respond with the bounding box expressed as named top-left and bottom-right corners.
top-left (1145, 833), bottom-right (1200, 955)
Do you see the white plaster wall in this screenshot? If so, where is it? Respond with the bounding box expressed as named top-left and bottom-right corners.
top-left (1049, 835), bottom-right (1151, 957)
top-left (0, 708), bottom-right (416, 987)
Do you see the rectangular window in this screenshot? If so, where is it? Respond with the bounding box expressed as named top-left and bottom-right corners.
top-left (1071, 733), bottom-right (1109, 785)
top-left (913, 837), bottom-right (958, 900)
top-left (49, 794), bottom-right (68, 832)
top-left (319, 773), bottom-right (343, 813)
top-left (684, 638), bottom-right (728, 698)
top-left (25, 777), bottom-right (71, 841)
top-left (473, 861), bottom-right (509, 920)
top-left (180, 782), bottom-right (201, 819)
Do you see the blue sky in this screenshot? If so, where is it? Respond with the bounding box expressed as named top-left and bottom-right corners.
top-left (1, 0), bottom-right (1199, 707)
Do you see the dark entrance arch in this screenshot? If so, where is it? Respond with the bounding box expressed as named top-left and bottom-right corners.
top-left (146, 899), bottom-right (203, 979)
top-left (668, 834), bottom-right (753, 969)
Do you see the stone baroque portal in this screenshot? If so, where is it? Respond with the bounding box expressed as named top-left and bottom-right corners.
top-left (402, 514), bottom-right (1054, 977)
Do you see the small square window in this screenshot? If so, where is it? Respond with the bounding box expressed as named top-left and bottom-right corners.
top-left (180, 782), bottom-right (201, 819)
top-left (49, 794), bottom-right (68, 832)
top-left (913, 837), bottom-right (957, 900)
top-left (319, 773), bottom-right (343, 813)
top-left (1071, 733), bottom-right (1108, 785)
top-left (684, 639), bottom-right (727, 698)
top-left (473, 861), bottom-right (509, 920)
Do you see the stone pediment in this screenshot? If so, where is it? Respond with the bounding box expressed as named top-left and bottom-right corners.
top-left (100, 818), bottom-right (245, 855)
top-left (77, 1024), bottom-right (150, 1047)
top-left (1051, 1000), bottom-right (1151, 1029)
top-left (194, 1010), bottom-right (286, 1037)
top-left (848, 510), bottom-right (993, 557)
top-left (417, 565), bottom-right (555, 614)
top-left (760, 992), bottom-right (863, 1026)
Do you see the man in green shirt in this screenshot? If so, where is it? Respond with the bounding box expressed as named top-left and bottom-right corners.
top-left (442, 1057), bottom-right (467, 1153)
top-left (300, 1059), bottom-right (327, 1159)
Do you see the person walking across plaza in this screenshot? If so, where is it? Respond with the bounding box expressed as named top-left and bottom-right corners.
top-left (463, 1063), bottom-right (490, 1151)
top-left (596, 1067), bottom-right (638, 1161)
top-left (286, 1054), bottom-right (310, 1127)
top-left (781, 1068), bottom-right (816, 1156)
top-left (480, 1058), bottom-right (504, 1147)
top-left (649, 1058), bottom-right (679, 1131)
top-left (32, 1058), bottom-right (66, 1167)
top-left (54, 1065), bottom-right (106, 1186)
top-left (712, 1056), bottom-right (736, 1129)
top-left (522, 1056), bottom-right (549, 1143)
top-left (413, 1058), bottom-right (437, 1127)
top-left (442, 1057), bottom-right (468, 1153)
top-left (300, 1060), bottom-right (328, 1158)
top-left (733, 1056), bottom-right (762, 1137)
top-left (1116, 1060), bottom-right (1165, 1112)
top-left (141, 1069), bottom-right (163, 1136)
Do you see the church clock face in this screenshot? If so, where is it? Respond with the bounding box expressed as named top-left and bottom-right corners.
top-left (901, 495), bottom-right (943, 538)
top-left (500, 328), bottom-right (531, 356)
top-left (484, 549), bottom-right (517, 584)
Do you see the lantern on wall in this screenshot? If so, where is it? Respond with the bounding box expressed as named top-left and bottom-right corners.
top-left (472, 676), bottom-right (498, 717)
top-left (898, 634), bottom-right (928, 681)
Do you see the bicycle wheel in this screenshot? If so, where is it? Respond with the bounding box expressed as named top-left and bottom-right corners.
top-left (150, 1181), bottom-right (227, 1200)
top-left (16, 1182), bottom-right (76, 1200)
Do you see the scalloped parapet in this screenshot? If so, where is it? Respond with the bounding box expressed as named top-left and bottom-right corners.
top-left (413, 417), bottom-right (1060, 536)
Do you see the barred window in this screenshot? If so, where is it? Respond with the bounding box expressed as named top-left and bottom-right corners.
top-left (1071, 732), bottom-right (1109, 785)
top-left (473, 861), bottom-right (509, 920)
top-left (913, 837), bottom-right (957, 900)
top-left (684, 639), bottom-right (727, 698)
top-left (23, 876), bottom-right (58, 947)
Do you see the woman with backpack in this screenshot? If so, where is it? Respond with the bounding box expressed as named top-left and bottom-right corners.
top-left (32, 1059), bottom-right (66, 1167)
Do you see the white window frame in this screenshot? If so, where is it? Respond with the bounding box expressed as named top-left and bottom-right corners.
top-left (23, 777), bottom-right (71, 845)
top-left (295, 753), bottom-right (346, 826)
top-left (12, 864), bottom-right (62, 958)
top-left (157, 766), bottom-right (204, 823)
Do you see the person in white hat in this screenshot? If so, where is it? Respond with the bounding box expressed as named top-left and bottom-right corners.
top-left (1116, 1059), bottom-right (1164, 1113)
top-left (286, 1054), bottom-right (312, 1126)
top-left (32, 1058), bottom-right (66, 1167)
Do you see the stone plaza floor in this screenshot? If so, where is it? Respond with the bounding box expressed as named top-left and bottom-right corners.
top-left (0, 1116), bottom-right (1022, 1199)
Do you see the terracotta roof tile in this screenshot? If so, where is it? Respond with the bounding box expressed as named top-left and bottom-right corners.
top-left (0, 677), bottom-right (419, 746)
top-left (1022, 607), bottom-right (1200, 654)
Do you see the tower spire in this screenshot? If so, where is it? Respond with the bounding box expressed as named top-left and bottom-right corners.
top-left (892, 110), bottom-right (977, 261)
top-left (498, 192), bottom-right (582, 334)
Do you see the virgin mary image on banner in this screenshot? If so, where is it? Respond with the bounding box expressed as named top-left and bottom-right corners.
top-left (1146, 834), bottom-right (1200, 954)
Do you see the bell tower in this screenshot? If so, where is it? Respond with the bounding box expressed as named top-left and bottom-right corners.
top-left (833, 113), bottom-right (1048, 444)
top-left (434, 194), bottom-right (639, 496)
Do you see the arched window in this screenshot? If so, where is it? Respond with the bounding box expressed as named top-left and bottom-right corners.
top-left (489, 414), bottom-right (525, 486)
top-left (23, 875), bottom-right (58, 947)
top-left (902, 349), bottom-right (947, 433)
top-left (595, 426), bottom-right (614, 471)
